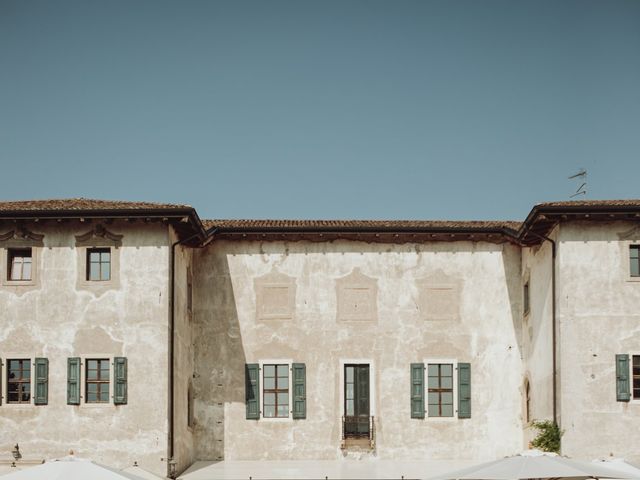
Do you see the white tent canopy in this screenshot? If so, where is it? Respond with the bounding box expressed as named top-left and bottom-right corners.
top-left (0, 456), bottom-right (148, 480)
top-left (428, 450), bottom-right (636, 480)
top-left (591, 459), bottom-right (640, 479)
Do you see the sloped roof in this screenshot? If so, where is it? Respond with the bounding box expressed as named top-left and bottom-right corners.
top-left (0, 198), bottom-right (192, 212)
top-left (203, 219), bottom-right (522, 231)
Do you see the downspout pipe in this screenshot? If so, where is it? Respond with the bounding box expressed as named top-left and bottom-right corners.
top-left (528, 231), bottom-right (558, 425)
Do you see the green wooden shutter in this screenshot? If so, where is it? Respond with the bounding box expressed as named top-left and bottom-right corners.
top-left (245, 363), bottom-right (260, 419)
top-left (616, 354), bottom-right (631, 402)
top-left (0, 358), bottom-right (3, 406)
top-left (34, 358), bottom-right (49, 405)
top-left (67, 357), bottom-right (81, 405)
top-left (114, 357), bottom-right (128, 405)
top-left (292, 363), bottom-right (306, 419)
top-left (410, 363), bottom-right (425, 419)
top-left (458, 362), bottom-right (471, 418)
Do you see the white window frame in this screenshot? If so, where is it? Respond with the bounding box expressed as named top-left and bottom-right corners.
top-left (258, 358), bottom-right (293, 421)
top-left (1, 247), bottom-right (39, 287)
top-left (1, 354), bottom-right (37, 408)
top-left (424, 358), bottom-right (458, 421)
top-left (338, 358), bottom-right (376, 419)
top-left (78, 354), bottom-right (117, 409)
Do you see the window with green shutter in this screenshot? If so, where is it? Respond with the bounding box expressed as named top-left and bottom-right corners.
top-left (457, 363), bottom-right (471, 418)
top-left (292, 363), bottom-right (306, 419)
top-left (114, 357), bottom-right (127, 405)
top-left (245, 364), bottom-right (260, 419)
top-left (67, 357), bottom-right (81, 405)
top-left (34, 358), bottom-right (48, 405)
top-left (616, 354), bottom-right (631, 402)
top-left (410, 363), bottom-right (425, 419)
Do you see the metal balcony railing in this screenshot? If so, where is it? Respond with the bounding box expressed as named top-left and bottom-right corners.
top-left (341, 415), bottom-right (375, 449)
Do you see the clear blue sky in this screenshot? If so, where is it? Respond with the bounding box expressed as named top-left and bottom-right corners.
top-left (1, 0), bottom-right (639, 221)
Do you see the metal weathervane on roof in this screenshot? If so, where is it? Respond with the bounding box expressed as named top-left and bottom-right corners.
top-left (568, 169), bottom-right (587, 198)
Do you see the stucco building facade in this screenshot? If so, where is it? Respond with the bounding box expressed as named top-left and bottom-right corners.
top-left (0, 199), bottom-right (639, 478)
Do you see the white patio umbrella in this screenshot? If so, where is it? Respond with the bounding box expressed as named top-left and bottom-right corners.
top-left (0, 455), bottom-right (148, 480)
top-left (428, 450), bottom-right (636, 480)
top-left (591, 459), bottom-right (640, 480)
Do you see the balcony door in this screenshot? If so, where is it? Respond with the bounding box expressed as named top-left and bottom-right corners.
top-left (344, 364), bottom-right (370, 437)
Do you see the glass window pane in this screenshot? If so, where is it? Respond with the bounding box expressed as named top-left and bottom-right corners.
top-left (101, 251), bottom-right (111, 262)
top-left (90, 252), bottom-right (101, 262)
top-left (346, 367), bottom-right (354, 383)
top-left (87, 392), bottom-right (97, 402)
top-left (22, 262), bottom-right (32, 280)
top-left (346, 383), bottom-right (354, 400)
top-left (441, 404), bottom-right (454, 417)
top-left (263, 392), bottom-right (276, 405)
top-left (346, 399), bottom-right (354, 416)
top-left (631, 258), bottom-right (640, 277)
top-left (10, 360), bottom-right (19, 370)
top-left (101, 262), bottom-right (111, 281)
top-left (427, 364), bottom-right (439, 376)
top-left (428, 376), bottom-right (439, 388)
top-left (277, 405), bottom-right (288, 417)
top-left (442, 392), bottom-right (453, 405)
top-left (100, 386), bottom-right (109, 402)
top-left (87, 360), bottom-right (97, 370)
top-left (428, 392), bottom-right (439, 404)
top-left (89, 264), bottom-right (100, 281)
top-left (428, 403), bottom-right (439, 417)
top-left (264, 376), bottom-right (275, 389)
top-left (263, 365), bottom-right (275, 377)
top-left (441, 364), bottom-right (453, 376)
top-left (276, 365), bottom-right (288, 377)
top-left (441, 377), bottom-right (453, 389)
top-left (87, 383), bottom-right (98, 393)
top-left (263, 405), bottom-right (275, 418)
top-left (277, 375), bottom-right (288, 389)
top-left (87, 369), bottom-right (98, 380)
top-left (277, 392), bottom-right (289, 406)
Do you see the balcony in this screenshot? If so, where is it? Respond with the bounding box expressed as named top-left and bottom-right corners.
top-left (341, 415), bottom-right (375, 450)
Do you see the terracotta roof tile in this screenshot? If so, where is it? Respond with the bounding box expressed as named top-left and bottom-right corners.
top-left (0, 198), bottom-right (192, 212)
top-left (203, 219), bottom-right (522, 232)
top-left (536, 199), bottom-right (640, 208)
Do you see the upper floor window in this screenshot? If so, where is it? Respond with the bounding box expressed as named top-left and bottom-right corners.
top-left (87, 248), bottom-right (111, 281)
top-left (630, 246), bottom-right (640, 277)
top-left (86, 358), bottom-right (110, 403)
top-left (8, 248), bottom-right (32, 281)
top-left (523, 281), bottom-right (530, 315)
top-left (263, 364), bottom-right (289, 418)
top-left (7, 359), bottom-right (31, 404)
top-left (427, 363), bottom-right (454, 417)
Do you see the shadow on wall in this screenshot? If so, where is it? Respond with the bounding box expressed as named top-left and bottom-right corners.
top-left (192, 246), bottom-right (246, 462)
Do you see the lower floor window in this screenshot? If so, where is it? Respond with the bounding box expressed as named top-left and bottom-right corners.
top-left (263, 364), bottom-right (289, 418)
top-left (86, 359), bottom-right (110, 403)
top-left (8, 359), bottom-right (31, 404)
top-left (428, 363), bottom-right (454, 417)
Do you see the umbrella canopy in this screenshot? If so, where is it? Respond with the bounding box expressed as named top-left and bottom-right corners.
top-left (591, 459), bottom-right (640, 479)
top-left (428, 450), bottom-right (636, 480)
top-left (0, 456), bottom-right (148, 480)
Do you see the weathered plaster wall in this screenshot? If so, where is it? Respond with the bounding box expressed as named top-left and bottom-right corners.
top-left (173, 238), bottom-right (195, 477)
top-left (0, 221), bottom-right (171, 477)
top-left (556, 221), bottom-right (640, 462)
top-left (192, 240), bottom-right (525, 462)
top-left (521, 233), bottom-right (555, 446)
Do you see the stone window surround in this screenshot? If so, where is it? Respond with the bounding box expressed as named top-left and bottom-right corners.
top-left (75, 225), bottom-right (122, 292)
top-left (424, 357), bottom-right (458, 422)
top-left (76, 354), bottom-right (119, 409)
top-left (257, 358), bottom-right (294, 422)
top-left (0, 227), bottom-right (43, 288)
top-left (1, 353), bottom-right (38, 408)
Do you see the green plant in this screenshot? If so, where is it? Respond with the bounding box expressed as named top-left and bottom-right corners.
top-left (530, 420), bottom-right (563, 453)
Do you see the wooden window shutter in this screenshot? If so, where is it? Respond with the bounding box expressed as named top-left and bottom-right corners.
top-left (616, 354), bottom-right (631, 402)
top-left (67, 357), bottom-right (81, 405)
top-left (410, 363), bottom-right (425, 419)
top-left (292, 363), bottom-right (306, 419)
top-left (34, 358), bottom-right (49, 405)
top-left (458, 362), bottom-right (471, 418)
top-left (114, 357), bottom-right (128, 405)
top-left (245, 363), bottom-right (260, 419)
